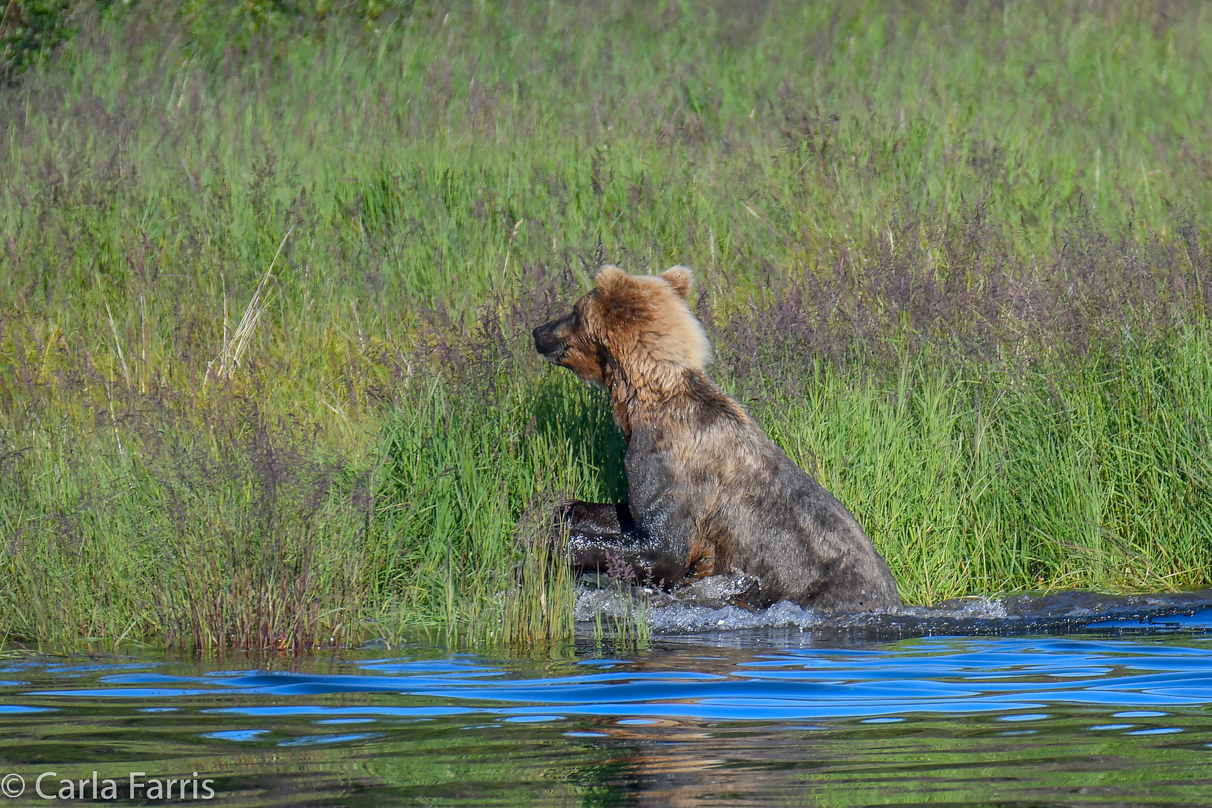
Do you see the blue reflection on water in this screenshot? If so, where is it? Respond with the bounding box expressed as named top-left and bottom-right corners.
top-left (203, 729), bottom-right (269, 742)
top-left (3, 619), bottom-right (1212, 808)
top-left (10, 635), bottom-right (1212, 725)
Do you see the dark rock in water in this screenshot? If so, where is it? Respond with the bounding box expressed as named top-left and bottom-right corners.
top-left (575, 573), bottom-right (1212, 640)
top-left (842, 590), bottom-right (1212, 641)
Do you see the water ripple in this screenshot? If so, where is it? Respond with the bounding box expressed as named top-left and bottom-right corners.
top-left (3, 608), bottom-right (1212, 806)
top-left (13, 636), bottom-right (1212, 721)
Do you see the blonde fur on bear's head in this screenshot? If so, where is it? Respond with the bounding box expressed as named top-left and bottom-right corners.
top-left (532, 264), bottom-right (715, 436)
top-left (591, 265), bottom-right (711, 379)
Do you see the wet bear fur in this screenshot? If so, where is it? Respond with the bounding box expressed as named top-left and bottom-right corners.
top-left (532, 266), bottom-right (902, 612)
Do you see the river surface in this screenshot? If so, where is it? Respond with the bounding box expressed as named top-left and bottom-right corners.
top-left (2, 593), bottom-right (1212, 806)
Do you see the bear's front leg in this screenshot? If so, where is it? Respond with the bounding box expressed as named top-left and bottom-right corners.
top-left (556, 501), bottom-right (686, 588)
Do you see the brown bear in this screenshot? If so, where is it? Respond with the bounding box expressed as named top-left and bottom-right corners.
top-left (532, 265), bottom-right (902, 612)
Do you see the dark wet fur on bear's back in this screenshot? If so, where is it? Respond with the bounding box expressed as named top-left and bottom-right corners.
top-left (624, 368), bottom-right (900, 611)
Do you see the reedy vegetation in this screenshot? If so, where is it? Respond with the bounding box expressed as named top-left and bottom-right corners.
top-left (1, 0), bottom-right (1210, 649)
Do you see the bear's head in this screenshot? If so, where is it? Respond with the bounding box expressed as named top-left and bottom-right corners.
top-left (532, 266), bottom-right (710, 395)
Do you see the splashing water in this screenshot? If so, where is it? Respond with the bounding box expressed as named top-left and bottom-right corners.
top-left (576, 573), bottom-right (1212, 638)
top-left (3, 588), bottom-right (1212, 806)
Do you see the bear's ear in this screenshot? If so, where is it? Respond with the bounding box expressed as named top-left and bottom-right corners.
top-left (595, 265), bottom-right (628, 294)
top-left (661, 266), bottom-right (693, 300)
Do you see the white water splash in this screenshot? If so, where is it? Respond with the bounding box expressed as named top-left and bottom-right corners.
top-left (574, 574), bottom-right (1212, 638)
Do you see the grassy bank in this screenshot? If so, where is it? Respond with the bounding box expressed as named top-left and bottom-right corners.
top-left (1, 0), bottom-right (1211, 649)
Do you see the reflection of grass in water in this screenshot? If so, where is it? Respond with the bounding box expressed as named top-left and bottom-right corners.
top-left (12, 644), bottom-right (1212, 807)
top-left (588, 580), bottom-right (652, 653)
top-left (1, 1), bottom-right (1212, 648)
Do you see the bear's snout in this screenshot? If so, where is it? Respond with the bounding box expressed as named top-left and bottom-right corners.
top-left (532, 321), bottom-right (564, 358)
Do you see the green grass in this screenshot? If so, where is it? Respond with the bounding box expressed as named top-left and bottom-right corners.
top-left (1, 0), bottom-right (1211, 649)
top-left (756, 341), bottom-right (1212, 602)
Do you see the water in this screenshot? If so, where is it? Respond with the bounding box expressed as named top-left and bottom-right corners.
top-left (2, 596), bottom-right (1212, 806)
